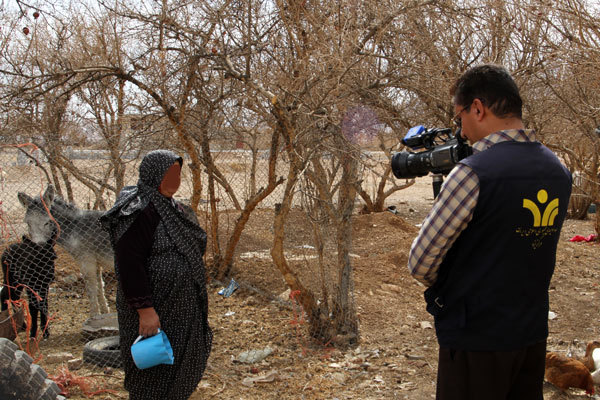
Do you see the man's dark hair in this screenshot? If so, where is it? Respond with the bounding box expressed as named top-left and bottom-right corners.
top-left (451, 64), bottom-right (522, 119)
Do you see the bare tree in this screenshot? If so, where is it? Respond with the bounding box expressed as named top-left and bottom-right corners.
top-left (3, 0), bottom-right (599, 347)
top-left (529, 0), bottom-right (600, 233)
top-left (214, 0), bottom-right (446, 344)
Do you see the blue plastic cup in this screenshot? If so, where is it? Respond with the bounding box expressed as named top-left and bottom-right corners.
top-left (130, 329), bottom-right (174, 369)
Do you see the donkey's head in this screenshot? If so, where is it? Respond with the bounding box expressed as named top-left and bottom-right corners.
top-left (17, 185), bottom-right (58, 244)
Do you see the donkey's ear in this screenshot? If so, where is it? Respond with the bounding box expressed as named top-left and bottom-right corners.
top-left (43, 185), bottom-right (55, 205)
top-left (17, 192), bottom-right (33, 208)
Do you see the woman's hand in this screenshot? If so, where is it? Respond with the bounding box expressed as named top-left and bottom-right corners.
top-left (137, 307), bottom-right (161, 337)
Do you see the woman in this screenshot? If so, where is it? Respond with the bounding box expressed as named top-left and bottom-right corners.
top-left (101, 150), bottom-right (212, 399)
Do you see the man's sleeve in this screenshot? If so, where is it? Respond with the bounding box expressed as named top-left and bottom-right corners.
top-left (407, 164), bottom-right (479, 286)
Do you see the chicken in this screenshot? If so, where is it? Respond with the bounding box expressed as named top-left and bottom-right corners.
top-left (592, 368), bottom-right (600, 385)
top-left (575, 340), bottom-right (600, 372)
top-left (545, 352), bottom-right (595, 395)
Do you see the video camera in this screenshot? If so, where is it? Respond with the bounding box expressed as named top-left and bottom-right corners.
top-left (391, 125), bottom-right (473, 197)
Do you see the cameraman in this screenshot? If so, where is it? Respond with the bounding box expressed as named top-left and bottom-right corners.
top-left (407, 64), bottom-right (572, 400)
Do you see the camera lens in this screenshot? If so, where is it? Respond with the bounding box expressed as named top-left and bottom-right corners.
top-left (391, 151), bottom-right (432, 179)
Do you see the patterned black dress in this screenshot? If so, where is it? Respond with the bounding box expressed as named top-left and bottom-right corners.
top-left (101, 150), bottom-right (212, 400)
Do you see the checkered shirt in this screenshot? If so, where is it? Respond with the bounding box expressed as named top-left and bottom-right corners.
top-left (407, 129), bottom-right (538, 286)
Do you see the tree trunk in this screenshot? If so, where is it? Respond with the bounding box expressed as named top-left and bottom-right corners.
top-left (218, 129), bottom-right (283, 279)
top-left (250, 143), bottom-right (258, 198)
top-left (332, 155), bottom-right (359, 346)
top-left (113, 79), bottom-right (126, 193)
top-left (207, 171), bottom-right (222, 273)
top-left (270, 171), bottom-right (323, 339)
top-left (268, 103), bottom-right (329, 339)
top-left (309, 214), bottom-right (329, 319)
top-left (356, 165), bottom-right (414, 214)
top-left (170, 122), bottom-right (204, 211)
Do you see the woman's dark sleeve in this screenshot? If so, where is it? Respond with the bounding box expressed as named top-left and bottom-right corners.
top-left (115, 203), bottom-right (160, 309)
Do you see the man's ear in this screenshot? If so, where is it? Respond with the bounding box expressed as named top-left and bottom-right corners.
top-left (472, 98), bottom-right (486, 121)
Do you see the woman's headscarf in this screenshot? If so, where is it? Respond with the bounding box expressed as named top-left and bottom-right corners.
top-left (100, 150), bottom-right (207, 286)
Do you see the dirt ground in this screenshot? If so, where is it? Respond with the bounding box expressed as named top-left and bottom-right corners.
top-left (5, 177), bottom-right (600, 400)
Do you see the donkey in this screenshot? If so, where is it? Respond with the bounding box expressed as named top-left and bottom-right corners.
top-left (18, 185), bottom-right (111, 317)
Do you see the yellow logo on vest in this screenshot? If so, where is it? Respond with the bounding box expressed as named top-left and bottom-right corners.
top-left (522, 189), bottom-right (559, 227)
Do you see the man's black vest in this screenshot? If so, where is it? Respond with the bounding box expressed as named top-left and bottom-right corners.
top-left (424, 140), bottom-right (572, 351)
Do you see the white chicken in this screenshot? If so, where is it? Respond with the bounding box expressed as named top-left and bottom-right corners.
top-left (593, 348), bottom-right (600, 371)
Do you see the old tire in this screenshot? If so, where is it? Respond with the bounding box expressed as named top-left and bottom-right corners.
top-left (0, 338), bottom-right (64, 400)
top-left (83, 335), bottom-right (122, 368)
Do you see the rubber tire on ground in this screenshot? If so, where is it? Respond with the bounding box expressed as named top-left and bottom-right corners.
top-left (83, 335), bottom-right (122, 368)
top-left (0, 338), bottom-right (65, 400)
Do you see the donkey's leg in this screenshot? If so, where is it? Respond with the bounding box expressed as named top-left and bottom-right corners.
top-left (40, 308), bottom-right (49, 338)
top-left (39, 290), bottom-right (50, 339)
top-left (27, 299), bottom-right (39, 338)
top-left (96, 261), bottom-right (109, 314)
top-left (1, 269), bottom-right (23, 311)
top-left (2, 284), bottom-right (23, 311)
top-left (80, 257), bottom-right (101, 316)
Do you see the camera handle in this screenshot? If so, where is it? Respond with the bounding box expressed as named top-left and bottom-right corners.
top-left (432, 173), bottom-right (444, 199)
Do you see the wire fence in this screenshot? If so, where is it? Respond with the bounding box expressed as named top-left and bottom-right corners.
top-left (0, 142), bottom-right (384, 398)
top-left (568, 170), bottom-right (600, 219)
top-left (1, 140), bottom-right (598, 398)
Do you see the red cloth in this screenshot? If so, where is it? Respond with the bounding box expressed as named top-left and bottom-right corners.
top-left (569, 234), bottom-right (598, 242)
